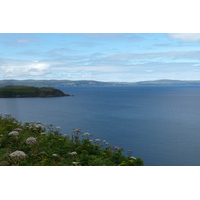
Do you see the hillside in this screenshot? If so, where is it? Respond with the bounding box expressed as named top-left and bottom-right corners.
top-left (0, 86), bottom-right (70, 98)
top-left (0, 114), bottom-right (143, 166)
top-left (1, 79), bottom-right (200, 87)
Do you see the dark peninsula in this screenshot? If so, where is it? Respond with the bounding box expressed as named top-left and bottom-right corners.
top-left (0, 86), bottom-right (70, 98)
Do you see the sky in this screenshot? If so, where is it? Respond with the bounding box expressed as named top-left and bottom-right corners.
top-left (1, 33), bottom-right (200, 82)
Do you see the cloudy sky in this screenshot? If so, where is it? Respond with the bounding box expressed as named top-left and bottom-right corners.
top-left (1, 33), bottom-right (200, 82)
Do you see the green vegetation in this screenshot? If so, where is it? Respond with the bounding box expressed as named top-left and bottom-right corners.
top-left (0, 86), bottom-right (70, 97)
top-left (0, 114), bottom-right (143, 166)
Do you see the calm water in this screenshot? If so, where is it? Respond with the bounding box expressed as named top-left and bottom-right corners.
top-left (1, 85), bottom-right (200, 166)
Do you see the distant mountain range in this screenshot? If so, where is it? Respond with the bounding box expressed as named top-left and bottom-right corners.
top-left (1, 79), bottom-right (200, 87)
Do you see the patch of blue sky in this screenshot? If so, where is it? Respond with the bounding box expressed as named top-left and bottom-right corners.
top-left (1, 33), bottom-right (200, 81)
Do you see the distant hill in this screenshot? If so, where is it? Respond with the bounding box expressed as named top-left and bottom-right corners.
top-left (0, 79), bottom-right (200, 87)
top-left (0, 79), bottom-right (128, 87)
top-left (135, 79), bottom-right (200, 85)
top-left (0, 86), bottom-right (70, 98)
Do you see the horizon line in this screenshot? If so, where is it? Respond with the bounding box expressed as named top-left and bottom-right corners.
top-left (1, 79), bottom-right (200, 83)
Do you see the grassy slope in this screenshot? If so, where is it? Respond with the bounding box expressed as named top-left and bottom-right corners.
top-left (0, 114), bottom-right (143, 166)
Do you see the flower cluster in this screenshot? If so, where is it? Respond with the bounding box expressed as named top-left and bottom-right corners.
top-left (72, 162), bottom-right (80, 165)
top-left (83, 132), bottom-right (92, 139)
top-left (26, 137), bottom-right (37, 144)
top-left (110, 146), bottom-right (124, 151)
top-left (94, 139), bottom-right (101, 142)
top-left (0, 115), bottom-right (143, 166)
top-left (84, 132), bottom-right (90, 136)
top-left (130, 156), bottom-right (136, 160)
top-left (72, 128), bottom-right (81, 133)
top-left (68, 151), bottom-right (77, 155)
top-left (9, 150), bottom-right (27, 159)
top-left (8, 131), bottom-right (20, 136)
top-left (14, 128), bottom-right (23, 131)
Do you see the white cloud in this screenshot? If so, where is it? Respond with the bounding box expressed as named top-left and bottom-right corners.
top-left (0, 62), bottom-right (51, 78)
top-left (16, 39), bottom-right (29, 44)
top-left (3, 34), bottom-right (40, 47)
top-left (105, 51), bottom-right (200, 60)
top-left (168, 33), bottom-right (200, 41)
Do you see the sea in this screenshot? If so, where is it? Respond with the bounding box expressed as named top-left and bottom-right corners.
top-left (1, 85), bottom-right (200, 166)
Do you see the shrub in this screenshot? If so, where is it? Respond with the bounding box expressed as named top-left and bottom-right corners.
top-left (0, 114), bottom-right (143, 166)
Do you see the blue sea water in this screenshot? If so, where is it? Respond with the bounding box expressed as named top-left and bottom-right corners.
top-left (1, 85), bottom-right (200, 166)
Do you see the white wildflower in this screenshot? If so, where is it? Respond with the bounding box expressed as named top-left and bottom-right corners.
top-left (14, 128), bottom-right (23, 131)
top-left (26, 137), bottom-right (37, 144)
top-left (130, 156), bottom-right (136, 160)
top-left (84, 132), bottom-right (90, 135)
top-left (68, 151), bottom-right (77, 155)
top-left (52, 154), bottom-right (58, 156)
top-left (72, 162), bottom-right (80, 165)
top-left (72, 128), bottom-right (81, 132)
top-left (56, 126), bottom-right (61, 129)
top-left (9, 150), bottom-right (26, 159)
top-left (8, 131), bottom-right (20, 136)
top-left (94, 139), bottom-right (101, 143)
top-left (41, 132), bottom-right (46, 135)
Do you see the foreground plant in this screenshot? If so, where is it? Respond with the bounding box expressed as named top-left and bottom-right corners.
top-left (0, 114), bottom-right (143, 166)
top-left (9, 150), bottom-right (27, 166)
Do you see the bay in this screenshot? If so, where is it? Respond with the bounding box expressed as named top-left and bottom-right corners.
top-left (1, 85), bottom-right (200, 166)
